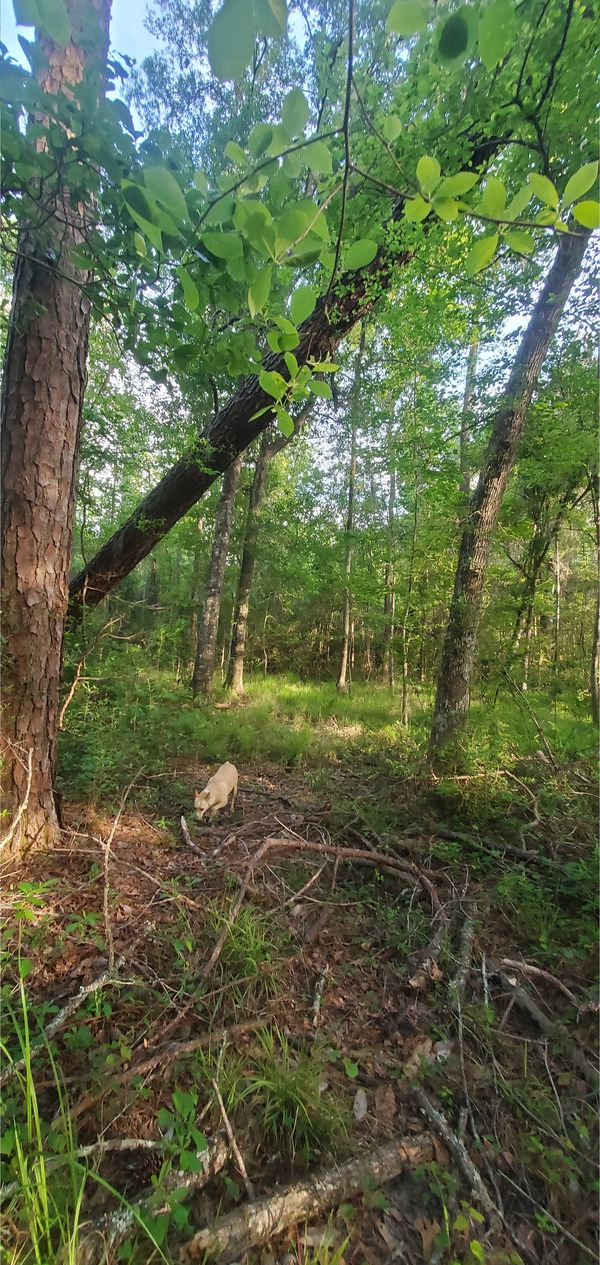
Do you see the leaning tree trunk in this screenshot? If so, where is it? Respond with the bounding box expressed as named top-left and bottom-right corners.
top-left (67, 137), bottom-right (510, 619)
top-left (459, 331), bottom-right (478, 508)
top-left (227, 402), bottom-right (314, 695)
top-left (429, 228), bottom-right (591, 758)
top-left (192, 453), bottom-right (243, 697)
top-left (1, 0), bottom-right (111, 855)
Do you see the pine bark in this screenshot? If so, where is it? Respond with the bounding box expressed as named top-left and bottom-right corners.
top-left (429, 228), bottom-right (590, 757)
top-left (192, 453), bottom-right (243, 697)
top-left (1, 0), bottom-right (111, 854)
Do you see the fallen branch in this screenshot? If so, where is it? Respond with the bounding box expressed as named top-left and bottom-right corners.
top-left (451, 909), bottom-right (478, 1002)
top-left (499, 958), bottom-right (581, 1008)
top-left (411, 1086), bottom-right (499, 1223)
top-left (265, 835), bottom-right (421, 884)
top-left (201, 839), bottom-right (272, 979)
top-left (180, 1132), bottom-right (433, 1263)
top-left (212, 1079), bottom-right (255, 1201)
top-left (71, 1133), bottom-right (229, 1265)
top-left (181, 815), bottom-right (207, 862)
top-left (408, 913), bottom-right (451, 990)
top-left (0, 955), bottom-right (127, 1089)
top-left (492, 966), bottom-right (599, 1093)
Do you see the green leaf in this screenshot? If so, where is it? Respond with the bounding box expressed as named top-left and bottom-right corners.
top-left (122, 185), bottom-right (163, 252)
top-left (224, 140), bottom-right (247, 166)
top-left (433, 196), bottom-right (459, 221)
top-left (252, 0), bottom-right (287, 37)
top-left (380, 114), bottom-right (403, 141)
top-left (344, 239), bottom-right (378, 269)
top-left (304, 140), bottom-right (333, 175)
top-left (437, 6), bottom-right (476, 64)
top-left (201, 231), bottom-right (243, 259)
top-left (248, 123), bottom-right (273, 159)
top-left (282, 88), bottom-right (310, 138)
top-left (465, 232), bottom-right (498, 275)
top-left (505, 183), bottom-right (532, 220)
top-left (248, 265), bottom-right (272, 316)
top-left (309, 361), bottom-right (339, 372)
top-left (478, 0), bottom-right (516, 70)
top-left (453, 1213), bottom-right (470, 1232)
top-left (563, 162), bottom-right (599, 207)
top-left (572, 200), bottom-right (600, 228)
top-left (469, 1242), bottom-right (486, 1263)
top-left (416, 154), bottom-right (441, 195)
top-left (13, 0), bottom-right (42, 26)
top-left (260, 369), bottom-right (287, 399)
top-left (284, 352), bottom-right (298, 376)
top-left (275, 204), bottom-right (314, 248)
top-left (176, 265), bottom-right (200, 312)
top-left (18, 957), bottom-right (33, 979)
top-left (308, 380), bottom-right (333, 398)
top-left (133, 232), bottom-right (147, 257)
top-left (290, 284), bottom-right (317, 324)
top-left (477, 176), bottom-right (506, 217)
top-left (144, 167), bottom-right (189, 221)
top-left (386, 0), bottom-right (429, 36)
top-left (37, 0), bottom-right (71, 44)
top-left (504, 229), bottom-right (535, 254)
top-left (404, 194), bottom-right (432, 222)
top-left (207, 0), bottom-right (256, 82)
top-left (193, 169), bottom-right (209, 195)
top-left (276, 408), bottom-right (295, 436)
top-left (436, 171), bottom-right (478, 197)
top-left (528, 172), bottom-right (559, 210)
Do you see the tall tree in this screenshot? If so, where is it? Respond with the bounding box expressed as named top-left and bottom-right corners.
top-left (1, 0), bottom-right (111, 852)
top-left (337, 325), bottom-right (366, 693)
top-left (429, 228), bottom-right (591, 757)
top-left (192, 453), bottom-right (244, 697)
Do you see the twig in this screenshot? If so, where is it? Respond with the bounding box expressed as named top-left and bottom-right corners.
top-left (0, 956), bottom-right (127, 1088)
top-left (499, 958), bottom-right (580, 1008)
top-left (408, 913), bottom-right (450, 989)
top-left (285, 861), bottom-right (329, 906)
top-left (311, 968), bottom-right (329, 1027)
top-left (0, 744), bottom-right (33, 854)
top-left (500, 1172), bottom-right (597, 1261)
top-left (180, 1132), bottom-right (434, 1262)
top-left (201, 839), bottom-right (272, 979)
top-left (412, 1086), bottom-right (499, 1222)
top-left (451, 909), bottom-right (477, 1001)
top-left (212, 1078), bottom-right (255, 1201)
top-left (492, 966), bottom-right (599, 1092)
top-left (0, 1138), bottom-right (163, 1200)
top-left (58, 615), bottom-right (123, 729)
top-left (265, 835), bottom-right (422, 884)
top-left (66, 1134), bottom-right (229, 1265)
top-left (180, 815), bottom-right (207, 862)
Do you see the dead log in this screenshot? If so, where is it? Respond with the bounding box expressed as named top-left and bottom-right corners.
top-left (180, 1132), bottom-right (433, 1262)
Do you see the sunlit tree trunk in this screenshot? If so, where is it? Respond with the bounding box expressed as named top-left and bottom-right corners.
top-left (459, 331), bottom-right (478, 507)
top-left (429, 229), bottom-right (590, 758)
top-left (192, 453), bottom-right (243, 697)
top-left (1, 0), bottom-right (111, 855)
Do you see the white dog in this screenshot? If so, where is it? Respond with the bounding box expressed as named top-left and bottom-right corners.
top-left (194, 762), bottom-right (238, 822)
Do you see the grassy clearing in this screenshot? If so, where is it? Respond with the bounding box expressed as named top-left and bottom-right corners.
top-left (3, 657), bottom-right (597, 1263)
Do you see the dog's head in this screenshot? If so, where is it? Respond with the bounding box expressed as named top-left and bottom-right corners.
top-left (194, 789), bottom-right (210, 820)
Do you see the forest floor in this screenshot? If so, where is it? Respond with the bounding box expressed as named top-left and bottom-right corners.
top-left (1, 684), bottom-right (598, 1265)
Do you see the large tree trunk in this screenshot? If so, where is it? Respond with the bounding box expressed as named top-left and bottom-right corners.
top-left (459, 332), bottom-right (478, 506)
top-left (1, 1), bottom-right (111, 855)
top-left (429, 228), bottom-right (590, 757)
top-left (337, 327), bottom-right (366, 693)
top-left (192, 453), bottom-right (243, 697)
top-left (591, 477), bottom-right (600, 726)
top-left (227, 402), bottom-right (314, 695)
top-left (382, 421), bottom-right (396, 688)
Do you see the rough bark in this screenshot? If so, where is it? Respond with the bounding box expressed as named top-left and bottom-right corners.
top-left (227, 402), bottom-right (314, 695)
top-left (192, 452), bottom-right (243, 697)
top-left (429, 228), bottom-right (590, 757)
top-left (591, 477), bottom-right (600, 726)
top-left (459, 332), bottom-right (479, 506)
top-left (0, 0), bottom-right (111, 854)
